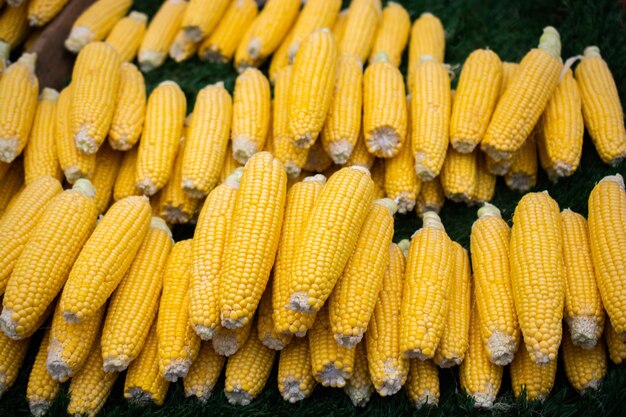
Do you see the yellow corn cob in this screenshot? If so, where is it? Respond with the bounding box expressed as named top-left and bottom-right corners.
top-left (416, 177), bottom-right (444, 216)
top-left (101, 218), bottom-right (173, 372)
top-left (0, 54), bottom-right (39, 163)
top-left (198, 0), bottom-right (258, 64)
top-left (108, 63), bottom-right (145, 151)
top-left (0, 2), bottom-right (28, 50)
top-left (157, 240), bottom-right (201, 381)
top-left (344, 129), bottom-right (374, 170)
top-left (136, 81), bottom-right (187, 196)
top-left (470, 204), bottom-right (519, 365)
top-left (440, 148), bottom-right (478, 203)
top-left (405, 358), bottom-right (439, 408)
top-left (71, 42), bottom-right (122, 154)
top-left (498, 62), bottom-right (519, 97)
top-left (220, 152), bottom-right (286, 328)
top-left (289, 29), bottom-right (337, 149)
top-left (138, 0), bottom-right (187, 72)
top-left (0, 180), bottom-right (97, 339)
top-left (273, 175), bottom-right (325, 336)
top-left (450, 49), bottom-right (502, 153)
top-left (184, 342), bottom-right (225, 401)
top-left (308, 305), bottom-right (355, 387)
top-left (504, 134), bottom-right (538, 192)
top-left (219, 143), bottom-right (243, 184)
top-left (289, 166), bottom-right (375, 314)
top-left (363, 53), bottom-right (407, 158)
top-left (509, 342), bottom-right (557, 402)
top-left (411, 57), bottom-right (451, 180)
top-left (26, 330), bottom-right (59, 417)
top-left (65, 0), bottom-right (132, 52)
top-left (588, 175), bottom-right (626, 336)
top-left (485, 154), bottom-right (511, 176)
top-left (181, 0), bottom-right (229, 42)
top-left (0, 159), bottom-right (24, 215)
top-left (510, 192), bottom-right (564, 364)
top-left (536, 69), bottom-right (584, 180)
top-left (56, 86), bottom-right (95, 183)
top-left (562, 326), bottom-right (607, 394)
top-left (27, 0), bottom-right (69, 26)
top-left (576, 47), bottom-right (626, 165)
top-left (24, 88), bottom-right (62, 185)
top-left (113, 147), bottom-right (141, 200)
top-left (160, 139), bottom-right (200, 224)
top-left (91, 142), bottom-right (123, 214)
top-left (149, 192), bottom-right (161, 216)
top-left (169, 29), bottom-right (199, 63)
top-left (231, 69), bottom-right (271, 164)
top-left (258, 284), bottom-right (292, 350)
top-left (67, 341), bottom-right (118, 417)
top-left (0, 327), bottom-right (29, 399)
top-left (370, 158), bottom-right (386, 199)
top-left (224, 325), bottom-right (276, 405)
top-left (320, 54), bottom-right (362, 165)
top-left (561, 209), bottom-right (605, 348)
top-left (60, 196), bottom-right (151, 322)
top-left (234, 0), bottom-right (300, 70)
top-left (366, 243), bottom-right (407, 396)
top-left (434, 242), bottom-right (471, 368)
top-left (339, 0), bottom-right (381, 63)
top-left (124, 321), bottom-right (169, 405)
top-left (407, 12), bottom-right (445, 93)
top-left (344, 341), bottom-right (373, 407)
top-left (471, 153), bottom-right (496, 204)
top-left (278, 335), bottom-right (315, 403)
top-left (304, 139), bottom-right (333, 173)
top-left (481, 27), bottom-right (562, 163)
top-left (330, 199), bottom-right (396, 347)
top-left (605, 319), bottom-right (626, 364)
top-left (330, 8), bottom-right (347, 41)
top-left (212, 320), bottom-right (253, 357)
top-left (47, 302), bottom-right (105, 382)
top-left (368, 2), bottom-right (410, 67)
top-left (401, 212), bottom-right (453, 359)
top-left (384, 130), bottom-right (421, 213)
top-left (190, 170), bottom-right (242, 340)
top-left (272, 66), bottom-right (309, 177)
top-left (0, 176), bottom-right (62, 294)
top-left (104, 11), bottom-right (147, 62)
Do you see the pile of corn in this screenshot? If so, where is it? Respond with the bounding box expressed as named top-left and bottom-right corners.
top-left (0, 0), bottom-right (625, 415)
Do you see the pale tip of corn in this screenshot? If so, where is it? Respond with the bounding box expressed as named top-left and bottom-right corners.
top-left (317, 364), bottom-right (349, 388)
top-left (72, 178), bottom-right (96, 198)
top-left (280, 377), bottom-right (307, 403)
top-left (46, 356), bottom-right (71, 382)
top-left (163, 359), bottom-right (191, 382)
top-left (74, 127), bottom-right (99, 154)
top-left (221, 314), bottom-right (247, 330)
top-left (193, 324), bottom-right (216, 341)
top-left (450, 138), bottom-right (477, 154)
top-left (225, 387), bottom-right (253, 406)
top-left (414, 157), bottom-right (437, 181)
top-left (477, 203), bottom-right (501, 219)
top-left (225, 167), bottom-right (244, 189)
top-left (213, 81), bottom-right (226, 89)
top-left (375, 198), bottom-right (398, 215)
top-left (288, 292), bottom-right (314, 314)
top-left (128, 11), bottom-right (148, 23)
top-left (16, 52), bottom-right (37, 73)
top-left (0, 41), bottom-right (9, 60)
top-left (159, 80), bottom-right (180, 88)
top-left (200, 47), bottom-right (228, 64)
top-left (109, 136), bottom-right (133, 151)
top-left (181, 179), bottom-right (205, 199)
top-left (435, 355), bottom-right (461, 368)
top-left (136, 177), bottom-right (158, 196)
top-left (334, 333), bottom-right (362, 348)
top-left (184, 112), bottom-right (194, 127)
top-left (539, 26), bottom-right (561, 59)
top-left (486, 331), bottom-right (515, 365)
top-left (248, 37), bottom-right (262, 60)
top-left (372, 51), bottom-right (390, 64)
top-left (345, 385), bottom-right (373, 407)
top-left (40, 87), bottom-right (59, 101)
top-left (349, 165), bottom-right (371, 176)
top-left (397, 239), bottom-right (410, 257)
top-left (377, 369), bottom-right (403, 396)
top-left (367, 127), bottom-right (401, 157)
top-left (404, 349), bottom-right (430, 360)
top-left (303, 174), bottom-right (327, 184)
top-left (182, 26), bottom-right (204, 43)
top-left (412, 390), bottom-right (438, 408)
top-left (394, 193), bottom-right (416, 214)
top-left (470, 391), bottom-right (497, 409)
top-left (505, 173), bottom-right (535, 192)
top-left (138, 51), bottom-right (166, 72)
top-left (185, 385), bottom-right (213, 402)
top-left (126, 387), bottom-right (155, 404)
top-left (420, 12), bottom-right (434, 17)
top-left (583, 46), bottom-right (601, 58)
top-left (287, 43), bottom-right (300, 64)
top-left (103, 356), bottom-right (130, 373)
top-left (0, 309), bottom-right (19, 339)
top-left (212, 333), bottom-right (240, 356)
top-left (232, 136), bottom-right (258, 165)
top-left (568, 316), bottom-right (600, 349)
top-left (285, 162), bottom-right (303, 179)
top-left (64, 27), bottom-right (93, 53)
top-left (28, 400), bottom-right (52, 417)
top-left (150, 216), bottom-right (172, 238)
top-left (328, 139), bottom-right (354, 165)
top-left (599, 174), bottom-right (625, 189)
top-left (261, 336), bottom-right (288, 351)
top-left (294, 133), bottom-right (315, 149)
top-left (418, 54), bottom-right (436, 63)
top-left (422, 210), bottom-right (445, 231)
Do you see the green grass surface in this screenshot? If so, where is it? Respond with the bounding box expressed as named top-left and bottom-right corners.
top-left (2, 0), bottom-right (626, 416)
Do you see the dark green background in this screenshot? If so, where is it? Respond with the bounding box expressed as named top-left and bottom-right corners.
top-left (2, 0), bottom-right (626, 415)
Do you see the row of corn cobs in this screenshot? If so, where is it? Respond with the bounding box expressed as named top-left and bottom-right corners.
top-left (0, 157), bottom-right (625, 414)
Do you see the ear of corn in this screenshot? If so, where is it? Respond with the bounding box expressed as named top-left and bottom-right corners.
top-left (71, 42), bottom-right (122, 155)
top-left (471, 153), bottom-right (496, 204)
top-left (498, 62), bottom-right (519, 97)
top-left (344, 342), bottom-right (374, 407)
top-left (198, 0), bottom-right (258, 64)
top-left (65, 0), bottom-right (132, 52)
top-left (114, 146), bottom-right (141, 200)
top-left (92, 142), bottom-right (123, 214)
top-left (339, 0), bottom-right (381, 63)
top-left (138, 0), bottom-right (187, 72)
top-left (109, 62), bottom-right (146, 151)
top-left (504, 133), bottom-right (538, 192)
top-left (416, 177), bottom-right (444, 217)
top-left (440, 148), bottom-right (478, 203)
top-left (369, 2), bottom-right (410, 67)
top-left (26, 329), bottom-right (59, 417)
top-left (509, 341), bottom-right (557, 402)
top-left (101, 218), bottom-right (173, 372)
top-left (0, 176), bottom-right (62, 294)
top-left (27, 0), bottom-right (70, 27)
top-left (405, 358), bottom-right (439, 409)
top-left (407, 12), bottom-right (445, 93)
top-left (562, 326), bottom-right (607, 394)
top-left (331, 9), bottom-right (348, 43)
top-left (0, 180), bottom-right (97, 340)
top-left (157, 239), bottom-right (201, 382)
top-left (536, 69), bottom-right (584, 180)
top-left (0, 159), bottom-right (24, 215)
top-left (123, 321), bottom-right (169, 406)
top-left (169, 30), bottom-right (200, 63)
top-left (411, 57), bottom-right (451, 181)
top-left (183, 342), bottom-right (225, 402)
top-left (401, 212), bottom-right (453, 359)
top-left (278, 335), bottom-right (315, 403)
top-left (366, 243), bottom-right (408, 396)
top-left (136, 81), bottom-right (187, 196)
top-left (289, 166), bottom-right (375, 314)
top-left (231, 69), bottom-right (271, 164)
top-left (605, 319), bottom-right (626, 365)
top-left (105, 11), bottom-right (147, 62)
top-left (190, 171), bottom-right (241, 340)
top-left (470, 204), bottom-right (519, 365)
top-left (60, 196), bottom-right (151, 323)
top-left (219, 143), bottom-right (243, 184)
top-left (220, 153), bottom-right (286, 328)
top-left (0, 54), bottom-right (39, 163)
top-left (450, 49), bottom-right (502, 153)
top-left (24, 88), bottom-right (62, 185)
top-left (257, 283), bottom-right (292, 350)
top-left (0, 2), bottom-right (29, 50)
top-left (575, 47), bottom-right (626, 165)
top-left (481, 27), bottom-right (562, 162)
top-left (330, 199), bottom-right (396, 347)
top-left (212, 320), bottom-right (253, 357)
top-left (588, 175), bottom-right (626, 336)
top-left (181, 0), bottom-right (230, 42)
top-left (345, 128), bottom-right (375, 169)
top-left (384, 122), bottom-right (421, 213)
top-left (510, 192), bottom-right (564, 364)
top-left (0, 327), bottom-right (29, 399)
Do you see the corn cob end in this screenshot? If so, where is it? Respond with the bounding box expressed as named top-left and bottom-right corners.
top-left (280, 377), bottom-right (309, 403)
top-left (599, 174), bottom-right (624, 188)
top-left (65, 28), bottom-right (94, 53)
top-left (539, 26), bottom-right (561, 59)
top-left (138, 52), bottom-right (166, 73)
top-left (29, 399), bottom-right (53, 417)
top-left (136, 177), bottom-right (159, 196)
top-left (225, 387), bottom-right (254, 406)
top-left (74, 127), bottom-right (101, 155)
top-left (102, 356), bottom-right (130, 373)
top-left (334, 334), bottom-right (362, 349)
top-left (377, 361), bottom-right (405, 396)
top-left (46, 339), bottom-right (73, 382)
top-left (505, 173), bottom-right (535, 192)
top-left (125, 387), bottom-right (159, 405)
top-left (0, 42), bottom-right (9, 64)
top-left (0, 309), bottom-right (25, 340)
top-left (317, 364), bottom-right (350, 388)
top-left (477, 203), bottom-right (501, 219)
top-left (367, 127), bottom-right (403, 158)
top-left (470, 389), bottom-right (500, 409)
top-left (414, 155), bottom-right (439, 181)
top-left (162, 358), bottom-right (192, 382)
top-left (73, 179), bottom-right (96, 198)
top-left (212, 332), bottom-right (243, 356)
top-left (397, 239), bottom-right (410, 258)
top-left (232, 136), bottom-right (259, 165)
top-left (288, 292), bottom-right (315, 314)
top-left (568, 316), bottom-right (601, 349)
top-left (486, 331), bottom-right (516, 365)
top-left (328, 140), bottom-right (354, 165)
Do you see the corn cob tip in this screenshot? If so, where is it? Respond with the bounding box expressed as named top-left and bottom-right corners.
top-left (136, 178), bottom-right (158, 196)
top-left (397, 239), bottom-right (410, 257)
top-left (163, 358), bottom-right (192, 382)
top-left (288, 292), bottom-right (314, 314)
top-left (334, 333), bottom-right (362, 348)
top-left (225, 167), bottom-right (245, 189)
top-left (232, 137), bottom-right (259, 164)
top-left (212, 333), bottom-right (240, 356)
top-left (538, 26), bottom-right (561, 59)
top-left (568, 317), bottom-right (601, 349)
top-left (61, 311), bottom-right (80, 324)
top-left (126, 387), bottom-right (158, 405)
top-left (486, 331), bottom-right (516, 365)
top-left (151, 217), bottom-right (173, 239)
top-left (375, 198), bottom-right (398, 215)
top-left (285, 163), bottom-right (303, 178)
top-left (419, 54), bottom-right (436, 63)
top-left (280, 377), bottom-right (308, 403)
top-left (72, 179), bottom-right (96, 198)
top-left (583, 46), bottom-right (601, 58)
top-left (367, 127), bottom-right (403, 158)
top-left (317, 364), bottom-right (350, 388)
top-left (65, 28), bottom-right (94, 53)
top-left (470, 392), bottom-right (499, 409)
top-left (329, 140), bottom-right (355, 165)
top-left (193, 325), bottom-right (216, 341)
top-left (420, 12), bottom-right (435, 17)
top-left (477, 203), bottom-right (502, 219)
top-left (40, 88), bottom-right (60, 101)
top-left (225, 388), bottom-right (254, 406)
top-left (214, 81), bottom-right (226, 89)
top-left (128, 11), bottom-right (149, 23)
top-left (138, 52), bottom-right (164, 73)
top-left (221, 314), bottom-right (248, 330)
top-left (349, 165), bottom-right (371, 176)
top-left (46, 355), bottom-right (71, 382)
top-left (102, 356), bottom-right (129, 373)
top-left (0, 309), bottom-right (19, 340)
top-left (599, 174), bottom-right (624, 189)
top-left (29, 399), bottom-right (53, 417)
top-left (0, 42), bottom-right (9, 61)
top-left (303, 174), bottom-right (327, 184)
top-left (372, 51), bottom-right (390, 64)
top-left (159, 80), bottom-right (180, 87)
top-left (422, 211), bottom-right (445, 231)
top-left (74, 128), bottom-right (100, 154)
top-left (17, 53), bottom-right (38, 73)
